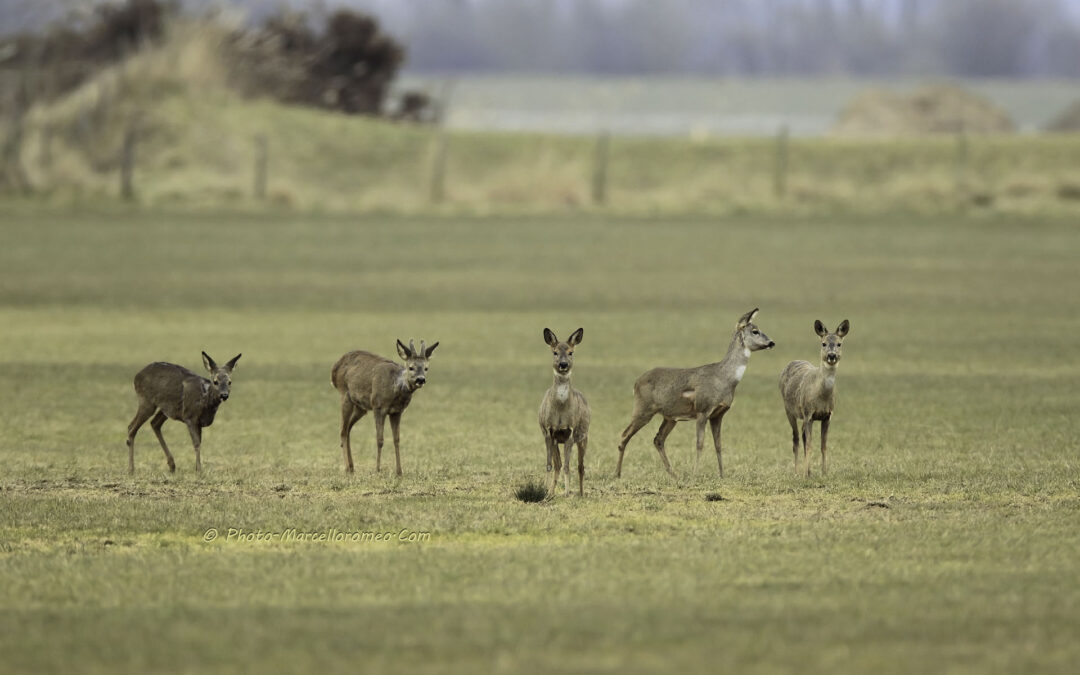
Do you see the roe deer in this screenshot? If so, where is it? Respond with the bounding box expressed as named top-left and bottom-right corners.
top-left (332, 339), bottom-right (439, 476)
top-left (780, 319), bottom-right (850, 477)
top-left (538, 327), bottom-right (590, 497)
top-left (616, 308), bottom-right (775, 479)
top-left (126, 352), bottom-right (241, 474)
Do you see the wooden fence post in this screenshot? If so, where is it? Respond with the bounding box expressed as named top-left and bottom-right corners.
top-left (254, 133), bottom-right (268, 200)
top-left (430, 125), bottom-right (448, 205)
top-left (429, 81), bottom-right (454, 205)
top-left (40, 123), bottom-right (53, 172)
top-left (954, 121), bottom-right (968, 204)
top-left (592, 131), bottom-right (610, 205)
top-left (773, 124), bottom-right (789, 199)
top-left (120, 119), bottom-right (137, 201)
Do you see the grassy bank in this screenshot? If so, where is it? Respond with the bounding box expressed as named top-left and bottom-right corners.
top-left (7, 23), bottom-right (1080, 215)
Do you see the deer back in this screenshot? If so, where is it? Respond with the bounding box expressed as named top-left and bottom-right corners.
top-left (134, 362), bottom-right (201, 420)
top-left (333, 350), bottom-right (410, 411)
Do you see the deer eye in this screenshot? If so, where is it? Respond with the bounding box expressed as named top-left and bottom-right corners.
top-left (752, 329), bottom-right (760, 335)
top-left (568, 352), bottom-right (573, 356)
top-left (822, 342), bottom-right (827, 347)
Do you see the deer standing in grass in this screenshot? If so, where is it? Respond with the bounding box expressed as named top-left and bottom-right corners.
top-left (126, 352), bottom-right (241, 474)
top-left (779, 320), bottom-right (850, 477)
top-left (538, 328), bottom-right (590, 498)
top-left (616, 308), bottom-right (775, 479)
top-left (332, 339), bottom-right (438, 476)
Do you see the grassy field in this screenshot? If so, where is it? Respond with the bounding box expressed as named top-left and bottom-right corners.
top-left (1, 207), bottom-right (1079, 673)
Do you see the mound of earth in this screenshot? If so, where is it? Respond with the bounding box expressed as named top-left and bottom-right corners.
top-left (1045, 100), bottom-right (1080, 132)
top-left (833, 85), bottom-right (1015, 136)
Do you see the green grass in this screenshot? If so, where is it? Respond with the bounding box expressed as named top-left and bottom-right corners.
top-left (1, 207), bottom-right (1079, 673)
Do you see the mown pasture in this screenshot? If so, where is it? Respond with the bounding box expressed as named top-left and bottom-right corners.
top-left (0, 208), bottom-right (1078, 673)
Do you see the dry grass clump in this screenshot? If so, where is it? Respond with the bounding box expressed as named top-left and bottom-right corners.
top-left (833, 84), bottom-right (1015, 136)
top-left (1045, 100), bottom-right (1080, 132)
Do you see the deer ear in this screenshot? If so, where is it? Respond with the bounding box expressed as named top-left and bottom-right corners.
top-left (569, 327), bottom-right (584, 346)
top-left (737, 308), bottom-right (759, 329)
top-left (225, 354), bottom-right (242, 371)
top-left (836, 320), bottom-right (850, 338)
top-left (814, 320), bottom-right (828, 337)
top-left (543, 328), bottom-right (558, 347)
top-left (396, 340), bottom-right (412, 359)
top-left (202, 351), bottom-right (217, 372)
top-left (424, 341), bottom-right (439, 358)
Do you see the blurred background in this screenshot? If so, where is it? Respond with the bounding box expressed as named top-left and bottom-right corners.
top-left (2, 0), bottom-right (1080, 214)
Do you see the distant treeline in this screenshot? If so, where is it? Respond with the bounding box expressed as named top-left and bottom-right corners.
top-left (191, 0), bottom-right (1080, 78)
top-left (375, 0), bottom-right (1080, 77)
top-left (4, 0), bottom-right (1080, 78)
top-left (0, 0), bottom-right (434, 119)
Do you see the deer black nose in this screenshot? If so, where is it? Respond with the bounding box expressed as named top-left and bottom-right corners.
top-left (220, 392), bottom-right (229, 400)
top-left (558, 362), bottom-right (569, 371)
top-left (415, 376), bottom-right (426, 386)
top-left (768, 341), bottom-right (776, 348)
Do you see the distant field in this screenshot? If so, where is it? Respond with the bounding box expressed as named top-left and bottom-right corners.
top-left (1, 208), bottom-right (1078, 673)
top-left (400, 75), bottom-right (1080, 136)
top-left (12, 39), bottom-right (1080, 216)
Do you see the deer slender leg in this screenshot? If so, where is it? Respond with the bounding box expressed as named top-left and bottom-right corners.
top-left (801, 418), bottom-right (813, 478)
top-left (186, 421), bottom-right (203, 473)
top-left (694, 414), bottom-right (707, 475)
top-left (562, 441), bottom-right (573, 495)
top-left (710, 407), bottom-right (729, 477)
top-left (126, 400), bottom-right (156, 475)
top-left (340, 397), bottom-right (363, 474)
top-left (389, 413), bottom-right (403, 477)
top-left (546, 443), bottom-right (562, 500)
top-left (149, 411), bottom-right (175, 473)
top-left (373, 410), bottom-right (386, 473)
top-left (616, 409), bottom-right (654, 478)
top-left (576, 437), bottom-right (587, 497)
top-left (652, 418), bottom-right (678, 478)
top-left (820, 414), bottom-right (830, 476)
top-left (543, 433), bottom-right (558, 494)
top-left (787, 412), bottom-right (800, 475)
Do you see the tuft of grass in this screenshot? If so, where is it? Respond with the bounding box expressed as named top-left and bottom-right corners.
top-left (514, 480), bottom-right (548, 503)
top-left (704, 492), bottom-right (726, 502)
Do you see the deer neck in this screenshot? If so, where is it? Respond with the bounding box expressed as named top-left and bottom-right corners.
top-left (203, 380), bottom-right (222, 407)
top-left (718, 331), bottom-right (752, 383)
top-left (551, 371), bottom-right (573, 405)
top-left (396, 368), bottom-right (419, 395)
top-left (817, 359), bottom-right (838, 393)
